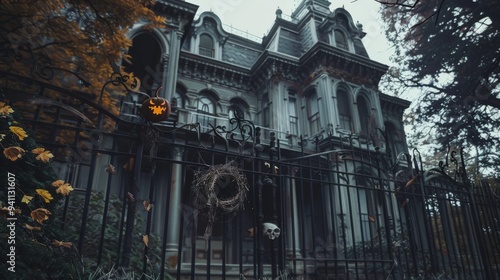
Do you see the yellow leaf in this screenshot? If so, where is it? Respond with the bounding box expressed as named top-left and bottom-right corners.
top-left (30, 208), bottom-right (51, 224)
top-left (55, 183), bottom-right (74, 196)
top-left (52, 180), bottom-right (65, 187)
top-left (143, 200), bottom-right (153, 211)
top-left (0, 102), bottom-right (14, 117)
top-left (36, 189), bottom-right (54, 203)
top-left (31, 147), bottom-right (45, 154)
top-left (0, 134), bottom-right (5, 142)
top-left (9, 126), bottom-right (28, 141)
top-left (21, 195), bottom-right (34, 204)
top-left (35, 150), bottom-right (54, 163)
top-left (53, 240), bottom-right (73, 248)
top-left (24, 224), bottom-right (41, 231)
top-left (143, 234), bottom-right (149, 247)
top-left (3, 146), bottom-right (25, 161)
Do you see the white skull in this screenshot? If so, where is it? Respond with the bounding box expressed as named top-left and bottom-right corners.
top-left (262, 222), bottom-right (281, 240)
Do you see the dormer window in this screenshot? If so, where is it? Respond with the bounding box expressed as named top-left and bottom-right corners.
top-left (199, 34), bottom-right (215, 58)
top-left (334, 30), bottom-right (348, 50)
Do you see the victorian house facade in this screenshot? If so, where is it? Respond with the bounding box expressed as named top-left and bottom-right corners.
top-left (114, 0), bottom-right (412, 278)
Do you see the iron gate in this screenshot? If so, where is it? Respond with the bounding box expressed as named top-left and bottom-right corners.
top-left (2, 72), bottom-right (500, 279)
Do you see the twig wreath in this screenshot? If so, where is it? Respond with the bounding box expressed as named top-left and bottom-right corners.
top-left (191, 160), bottom-right (248, 248)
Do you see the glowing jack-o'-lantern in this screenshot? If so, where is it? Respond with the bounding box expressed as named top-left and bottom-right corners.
top-left (141, 87), bottom-right (171, 122)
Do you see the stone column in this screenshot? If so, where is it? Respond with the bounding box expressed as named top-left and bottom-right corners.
top-left (319, 74), bottom-right (336, 134)
top-left (285, 168), bottom-right (302, 258)
top-left (165, 147), bottom-right (185, 257)
top-left (160, 29), bottom-right (183, 101)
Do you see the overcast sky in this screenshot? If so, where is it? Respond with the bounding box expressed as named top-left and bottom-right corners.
top-left (188, 0), bottom-right (394, 66)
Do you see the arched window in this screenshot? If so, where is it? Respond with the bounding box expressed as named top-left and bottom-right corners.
top-left (199, 34), bottom-right (214, 58)
top-left (228, 105), bottom-right (244, 120)
top-left (355, 170), bottom-right (381, 241)
top-left (173, 91), bottom-right (184, 109)
top-left (197, 96), bottom-right (215, 130)
top-left (335, 30), bottom-right (348, 50)
top-left (357, 95), bottom-right (371, 135)
top-left (228, 100), bottom-right (246, 130)
top-left (306, 89), bottom-right (320, 135)
top-left (385, 122), bottom-right (406, 160)
top-left (337, 89), bottom-right (352, 131)
top-left (123, 32), bottom-right (162, 95)
top-left (172, 86), bottom-right (187, 123)
top-left (229, 98), bottom-right (247, 120)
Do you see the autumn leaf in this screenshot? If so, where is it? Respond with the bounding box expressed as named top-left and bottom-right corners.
top-left (143, 234), bottom-right (149, 247)
top-left (21, 195), bottom-right (34, 204)
top-left (53, 240), bottom-right (73, 248)
top-left (123, 158), bottom-right (135, 172)
top-left (52, 180), bottom-right (65, 187)
top-left (55, 183), bottom-right (74, 196)
top-left (0, 134), bottom-right (5, 142)
top-left (36, 189), bottom-right (54, 203)
top-left (30, 208), bottom-right (51, 224)
top-left (31, 147), bottom-right (45, 154)
top-left (0, 102), bottom-right (14, 117)
top-left (0, 207), bottom-right (21, 218)
top-left (32, 148), bottom-right (55, 163)
top-left (24, 224), bottom-right (41, 231)
top-left (9, 126), bottom-right (28, 140)
top-left (248, 227), bottom-right (255, 238)
top-left (167, 255), bottom-right (178, 269)
top-left (405, 176), bottom-right (419, 189)
top-left (3, 146), bottom-right (25, 161)
top-left (143, 200), bottom-right (153, 211)
top-left (105, 163), bottom-right (116, 175)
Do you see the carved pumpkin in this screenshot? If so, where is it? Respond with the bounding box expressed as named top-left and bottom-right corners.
top-left (141, 87), bottom-right (171, 122)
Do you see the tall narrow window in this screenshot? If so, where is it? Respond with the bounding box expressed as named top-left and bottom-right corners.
top-left (335, 30), bottom-right (348, 50)
top-left (199, 34), bottom-right (214, 58)
top-left (307, 89), bottom-right (321, 135)
top-left (260, 94), bottom-right (271, 138)
top-left (385, 122), bottom-right (406, 159)
top-left (337, 89), bottom-right (352, 131)
top-left (289, 97), bottom-right (298, 135)
top-left (197, 96), bottom-right (215, 130)
top-left (357, 95), bottom-right (371, 135)
top-left (262, 94), bottom-right (270, 128)
top-left (356, 171), bottom-right (380, 241)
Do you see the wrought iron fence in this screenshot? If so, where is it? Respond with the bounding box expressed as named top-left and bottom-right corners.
top-left (2, 72), bottom-right (500, 279)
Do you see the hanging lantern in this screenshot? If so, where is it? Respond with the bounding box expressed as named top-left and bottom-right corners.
top-left (141, 87), bottom-right (171, 122)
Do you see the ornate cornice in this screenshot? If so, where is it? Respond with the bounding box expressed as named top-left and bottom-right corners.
top-left (178, 51), bottom-right (252, 90)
